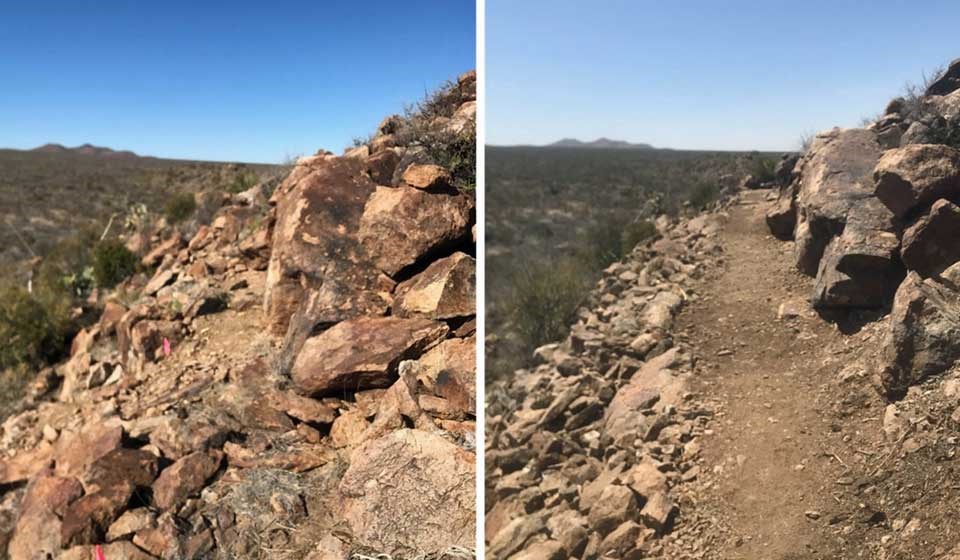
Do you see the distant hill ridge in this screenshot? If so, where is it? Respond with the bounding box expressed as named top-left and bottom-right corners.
top-left (31, 143), bottom-right (139, 158)
top-left (549, 137), bottom-right (655, 149)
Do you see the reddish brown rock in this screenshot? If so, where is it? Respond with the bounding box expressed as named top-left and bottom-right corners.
top-left (416, 336), bottom-right (476, 416)
top-left (106, 507), bottom-right (156, 541)
top-left (83, 448), bottom-right (160, 493)
top-left (61, 482), bottom-right (134, 547)
top-left (149, 416), bottom-right (229, 460)
top-left (60, 541), bottom-right (157, 560)
top-left (7, 474), bottom-right (83, 560)
top-left (55, 420), bottom-right (124, 478)
top-left (393, 252), bottom-right (475, 319)
top-left (142, 234), bottom-right (184, 268)
top-left (0, 442), bottom-right (55, 485)
top-left (330, 410), bottom-right (370, 448)
top-left (133, 513), bottom-right (182, 558)
top-left (340, 429), bottom-right (475, 557)
top-left (99, 301), bottom-right (128, 336)
top-left (588, 485), bottom-right (638, 535)
top-left (402, 163), bottom-right (451, 190)
top-left (291, 316), bottom-right (448, 397)
top-left (367, 149), bottom-right (401, 184)
top-left (152, 450), bottom-right (223, 511)
top-left (263, 156), bottom-right (389, 335)
top-left (901, 198), bottom-right (960, 278)
top-left (358, 186), bottom-right (473, 276)
top-left (874, 143), bottom-right (960, 218)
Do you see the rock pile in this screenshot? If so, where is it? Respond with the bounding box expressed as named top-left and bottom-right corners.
top-left (765, 59), bottom-right (960, 397)
top-left (0, 71), bottom-right (476, 559)
top-left (486, 210), bottom-right (729, 558)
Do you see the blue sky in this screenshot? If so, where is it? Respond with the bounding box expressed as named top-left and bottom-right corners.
top-left (0, 1), bottom-right (475, 163)
top-left (488, 0), bottom-right (960, 151)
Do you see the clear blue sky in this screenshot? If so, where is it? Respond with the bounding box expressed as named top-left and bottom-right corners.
top-left (488, 0), bottom-right (960, 151)
top-left (0, 1), bottom-right (475, 163)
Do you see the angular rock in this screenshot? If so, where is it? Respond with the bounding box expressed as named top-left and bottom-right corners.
top-left (367, 149), bottom-right (400, 184)
top-left (874, 144), bottom-right (960, 218)
top-left (393, 252), bottom-right (475, 319)
top-left (152, 450), bottom-right (223, 511)
top-left (61, 482), bottom-right (134, 547)
top-left (402, 163), bottom-right (451, 190)
top-left (60, 541), bottom-right (157, 560)
top-left (766, 183), bottom-right (797, 240)
top-left (358, 186), bottom-right (473, 276)
top-left (149, 416), bottom-right (229, 460)
top-left (901, 198), bottom-right (960, 278)
top-left (339, 429), bottom-right (475, 556)
top-left (107, 507), bottom-right (156, 541)
top-left (878, 272), bottom-right (960, 397)
top-left (811, 196), bottom-right (902, 308)
top-left (640, 491), bottom-right (676, 534)
top-left (587, 485), bottom-right (638, 535)
top-left (793, 128), bottom-right (881, 275)
top-left (263, 156), bottom-right (390, 335)
top-left (599, 521), bottom-right (643, 557)
top-left (7, 474), bottom-right (84, 560)
top-left (55, 419), bottom-right (124, 478)
top-left (604, 349), bottom-right (683, 442)
top-left (84, 448), bottom-right (160, 493)
top-left (510, 540), bottom-right (566, 560)
top-left (415, 336), bottom-right (476, 415)
top-left (925, 58), bottom-right (960, 96)
top-left (292, 316), bottom-right (448, 397)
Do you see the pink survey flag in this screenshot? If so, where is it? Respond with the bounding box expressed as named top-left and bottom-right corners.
top-left (162, 337), bottom-right (172, 357)
top-left (95, 544), bottom-right (106, 560)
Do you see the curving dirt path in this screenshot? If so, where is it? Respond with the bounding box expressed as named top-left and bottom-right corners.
top-left (665, 190), bottom-right (887, 559)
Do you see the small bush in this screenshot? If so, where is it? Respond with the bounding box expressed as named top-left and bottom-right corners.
top-left (394, 81), bottom-right (476, 192)
top-left (164, 192), bottom-right (197, 223)
top-left (92, 240), bottom-right (137, 288)
top-left (689, 181), bottom-right (720, 210)
top-left (226, 172), bottom-right (258, 194)
top-left (0, 284), bottom-right (73, 370)
top-left (508, 258), bottom-right (588, 350)
top-left (749, 156), bottom-right (777, 183)
top-left (622, 219), bottom-right (657, 252)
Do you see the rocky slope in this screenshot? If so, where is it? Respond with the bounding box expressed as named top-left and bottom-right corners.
top-left (486, 199), bottom-right (733, 558)
top-left (0, 70), bottom-right (476, 560)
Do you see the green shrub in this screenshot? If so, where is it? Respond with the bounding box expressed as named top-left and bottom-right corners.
top-left (394, 81), bottom-right (476, 192)
top-left (226, 172), bottom-right (258, 194)
top-left (749, 156), bottom-right (777, 183)
top-left (508, 258), bottom-right (589, 350)
top-left (689, 181), bottom-right (720, 210)
top-left (0, 284), bottom-right (73, 370)
top-left (92, 240), bottom-right (137, 288)
top-left (622, 219), bottom-right (657, 252)
top-left (164, 193), bottom-right (197, 223)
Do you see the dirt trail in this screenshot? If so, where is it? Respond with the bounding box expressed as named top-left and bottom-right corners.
top-left (671, 190), bottom-right (865, 559)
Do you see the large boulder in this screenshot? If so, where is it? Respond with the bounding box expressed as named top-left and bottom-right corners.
top-left (925, 58), bottom-right (960, 96)
top-left (263, 156), bottom-right (392, 335)
top-left (811, 197), bottom-right (902, 308)
top-left (358, 186), bottom-right (473, 276)
top-left (339, 429), bottom-right (475, 557)
top-left (292, 316), bottom-right (448, 396)
top-left (7, 474), bottom-right (83, 560)
top-left (878, 272), bottom-right (960, 397)
top-left (793, 128), bottom-right (882, 275)
top-left (901, 198), bottom-right (960, 277)
top-left (873, 144), bottom-right (960, 218)
top-left (393, 252), bottom-right (475, 319)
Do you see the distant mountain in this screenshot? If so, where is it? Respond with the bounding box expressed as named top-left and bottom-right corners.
top-left (549, 137), bottom-right (655, 150)
top-left (31, 143), bottom-right (139, 158)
